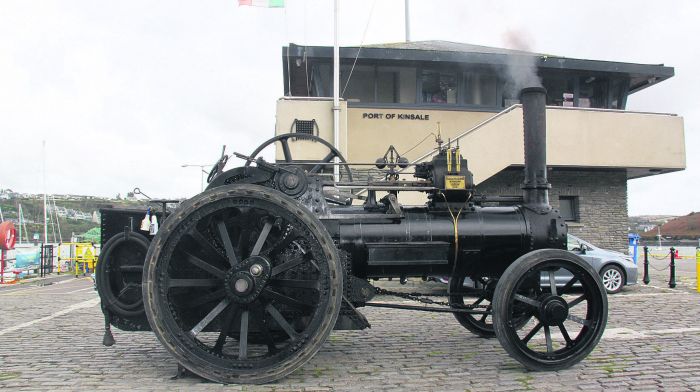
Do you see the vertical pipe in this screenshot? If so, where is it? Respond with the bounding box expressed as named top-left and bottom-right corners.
top-left (332, 0), bottom-right (340, 182)
top-left (520, 87), bottom-right (551, 211)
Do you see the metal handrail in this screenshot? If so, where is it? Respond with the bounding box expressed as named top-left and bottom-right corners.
top-left (409, 104), bottom-right (521, 164)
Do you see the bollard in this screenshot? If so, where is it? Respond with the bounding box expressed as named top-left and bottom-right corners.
top-left (696, 247), bottom-right (700, 293)
top-left (669, 246), bottom-right (676, 289)
top-left (643, 246), bottom-right (650, 285)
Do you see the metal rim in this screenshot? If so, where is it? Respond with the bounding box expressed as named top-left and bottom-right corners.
top-left (601, 267), bottom-right (623, 292)
top-left (498, 258), bottom-right (606, 365)
top-left (143, 185), bottom-right (342, 384)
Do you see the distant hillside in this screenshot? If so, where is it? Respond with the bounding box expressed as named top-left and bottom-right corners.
top-left (640, 212), bottom-right (700, 240)
top-left (0, 194), bottom-right (152, 242)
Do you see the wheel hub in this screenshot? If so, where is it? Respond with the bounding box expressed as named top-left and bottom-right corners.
top-left (224, 255), bottom-right (271, 304)
top-left (538, 295), bottom-right (569, 326)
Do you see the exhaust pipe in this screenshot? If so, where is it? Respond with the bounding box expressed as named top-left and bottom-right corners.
top-left (520, 87), bottom-right (551, 212)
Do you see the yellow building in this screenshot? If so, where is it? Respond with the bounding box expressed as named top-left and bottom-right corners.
top-left (274, 41), bottom-right (685, 252)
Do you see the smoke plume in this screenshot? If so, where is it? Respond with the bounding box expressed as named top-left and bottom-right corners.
top-left (501, 29), bottom-right (542, 100)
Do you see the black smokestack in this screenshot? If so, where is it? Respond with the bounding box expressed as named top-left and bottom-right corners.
top-left (520, 87), bottom-right (551, 211)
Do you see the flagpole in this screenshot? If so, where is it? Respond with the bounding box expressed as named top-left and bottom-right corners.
top-left (332, 0), bottom-right (340, 182)
top-left (405, 0), bottom-right (410, 42)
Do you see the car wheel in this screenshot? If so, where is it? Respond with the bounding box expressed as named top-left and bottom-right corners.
top-left (600, 265), bottom-right (625, 294)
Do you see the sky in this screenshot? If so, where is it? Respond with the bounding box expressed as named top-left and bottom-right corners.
top-left (0, 0), bottom-right (697, 216)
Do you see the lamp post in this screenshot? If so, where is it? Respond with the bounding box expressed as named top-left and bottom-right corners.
top-left (181, 164), bottom-right (209, 192)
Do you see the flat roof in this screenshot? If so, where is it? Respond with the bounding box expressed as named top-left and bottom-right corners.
top-left (284, 40), bottom-right (674, 94)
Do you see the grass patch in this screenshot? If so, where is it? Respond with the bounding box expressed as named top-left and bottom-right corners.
top-left (0, 372), bottom-right (21, 381)
top-left (427, 351), bottom-right (445, 357)
top-left (517, 374), bottom-right (534, 390)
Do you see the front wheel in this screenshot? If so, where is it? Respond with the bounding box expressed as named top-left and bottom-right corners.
top-left (600, 264), bottom-right (625, 294)
top-left (492, 249), bottom-right (608, 371)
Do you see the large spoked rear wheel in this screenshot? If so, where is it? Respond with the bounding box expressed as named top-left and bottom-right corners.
top-left (143, 184), bottom-right (343, 384)
top-left (492, 249), bottom-right (607, 371)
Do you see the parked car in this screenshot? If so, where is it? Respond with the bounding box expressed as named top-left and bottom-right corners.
top-left (566, 234), bottom-right (637, 294)
top-left (433, 234), bottom-right (637, 294)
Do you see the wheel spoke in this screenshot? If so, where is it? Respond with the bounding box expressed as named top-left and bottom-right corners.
top-left (568, 294), bottom-right (586, 308)
top-left (186, 229), bottom-right (227, 266)
top-left (558, 322), bottom-right (573, 347)
top-left (119, 265), bottom-right (143, 272)
top-left (544, 325), bottom-right (553, 353)
top-left (265, 230), bottom-right (296, 257)
top-left (216, 219), bottom-right (240, 267)
top-left (117, 283), bottom-right (137, 298)
top-left (522, 322), bottom-right (543, 343)
top-left (270, 279), bottom-right (320, 290)
top-left (514, 294), bottom-right (541, 308)
top-left (213, 306), bottom-right (238, 353)
top-left (265, 303), bottom-right (298, 340)
top-left (559, 276), bottom-right (578, 295)
top-left (309, 151), bottom-right (336, 174)
top-left (548, 270), bottom-right (557, 295)
top-left (250, 221), bottom-right (273, 257)
top-left (479, 306), bottom-right (490, 323)
top-left (190, 298), bottom-right (230, 337)
top-left (262, 288), bottom-right (314, 310)
top-left (239, 310), bottom-right (249, 360)
top-left (183, 251), bottom-right (226, 279)
top-left (182, 289), bottom-right (226, 309)
top-left (271, 255), bottom-right (307, 276)
top-left (567, 314), bottom-right (592, 326)
top-left (168, 278), bottom-right (220, 288)
top-left (280, 138), bottom-right (292, 162)
top-left (254, 306), bottom-right (278, 354)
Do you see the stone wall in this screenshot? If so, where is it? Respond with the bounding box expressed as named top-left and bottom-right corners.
top-left (476, 167), bottom-right (628, 253)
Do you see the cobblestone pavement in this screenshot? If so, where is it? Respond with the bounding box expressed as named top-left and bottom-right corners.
top-left (0, 264), bottom-right (698, 392)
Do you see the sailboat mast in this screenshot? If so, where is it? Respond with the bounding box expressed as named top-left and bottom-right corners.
top-left (53, 197), bottom-right (62, 243)
top-left (18, 204), bottom-right (23, 245)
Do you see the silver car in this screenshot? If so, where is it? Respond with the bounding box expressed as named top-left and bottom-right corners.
top-left (437, 234), bottom-right (637, 294)
top-left (564, 234), bottom-right (638, 294)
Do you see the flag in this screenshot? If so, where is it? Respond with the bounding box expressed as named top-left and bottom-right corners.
top-left (238, 0), bottom-right (284, 7)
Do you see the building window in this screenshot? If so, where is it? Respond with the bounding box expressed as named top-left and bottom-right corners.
top-left (609, 78), bottom-right (626, 109)
top-left (341, 65), bottom-right (375, 102)
top-left (578, 76), bottom-right (609, 108)
top-left (464, 72), bottom-right (498, 107)
top-left (542, 77), bottom-right (575, 107)
top-left (559, 196), bottom-right (579, 222)
top-left (421, 69), bottom-right (457, 104)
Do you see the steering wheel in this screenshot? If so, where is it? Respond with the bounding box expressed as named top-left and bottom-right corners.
top-left (245, 133), bottom-right (353, 182)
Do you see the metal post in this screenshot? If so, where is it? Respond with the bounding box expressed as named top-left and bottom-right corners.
top-left (332, 0), bottom-right (341, 182)
top-left (404, 0), bottom-right (410, 42)
top-left (696, 247), bottom-right (700, 293)
top-left (643, 246), bottom-right (650, 285)
top-left (40, 245), bottom-right (45, 278)
top-left (1, 249), bottom-right (5, 284)
top-left (669, 246), bottom-right (676, 289)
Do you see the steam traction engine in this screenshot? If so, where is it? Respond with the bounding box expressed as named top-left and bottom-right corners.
top-left (96, 88), bottom-right (608, 384)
